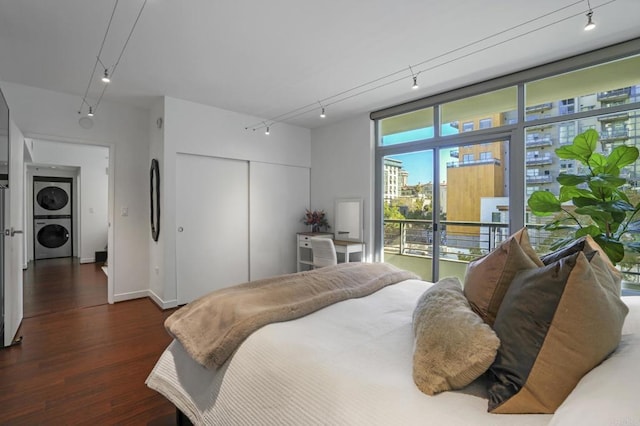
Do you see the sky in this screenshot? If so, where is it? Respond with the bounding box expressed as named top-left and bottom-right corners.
top-left (383, 125), bottom-right (460, 184)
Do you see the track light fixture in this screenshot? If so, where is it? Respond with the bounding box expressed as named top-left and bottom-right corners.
top-left (87, 107), bottom-right (94, 117)
top-left (320, 107), bottom-right (326, 118)
top-left (265, 126), bottom-right (270, 135)
top-left (102, 69), bottom-right (111, 83)
top-left (584, 11), bottom-right (595, 30)
top-left (584, 0), bottom-right (596, 31)
top-left (409, 65), bottom-right (419, 90)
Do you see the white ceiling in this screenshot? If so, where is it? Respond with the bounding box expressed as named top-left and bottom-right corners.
top-left (1, 0), bottom-right (639, 131)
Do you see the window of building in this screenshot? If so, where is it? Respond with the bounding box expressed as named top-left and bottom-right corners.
top-left (479, 118), bottom-right (493, 129)
top-left (479, 151), bottom-right (492, 160)
top-left (462, 122), bottom-right (474, 132)
top-left (463, 153), bottom-right (474, 163)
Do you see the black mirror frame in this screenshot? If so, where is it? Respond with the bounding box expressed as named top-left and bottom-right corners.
top-left (150, 158), bottom-right (160, 241)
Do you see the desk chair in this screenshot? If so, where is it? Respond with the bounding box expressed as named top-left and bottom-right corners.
top-left (310, 237), bottom-right (337, 268)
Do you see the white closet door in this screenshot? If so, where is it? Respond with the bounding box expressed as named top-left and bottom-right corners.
top-left (176, 154), bottom-right (248, 304)
top-left (250, 162), bottom-right (310, 280)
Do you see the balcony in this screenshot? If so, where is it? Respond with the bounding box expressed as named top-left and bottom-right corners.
top-left (597, 88), bottom-right (631, 103)
top-left (598, 113), bottom-right (630, 123)
top-left (526, 174), bottom-right (553, 184)
top-left (600, 130), bottom-right (630, 144)
top-left (525, 102), bottom-right (553, 114)
top-left (526, 155), bottom-right (553, 166)
top-left (446, 158), bottom-right (501, 168)
top-left (526, 135), bottom-right (553, 148)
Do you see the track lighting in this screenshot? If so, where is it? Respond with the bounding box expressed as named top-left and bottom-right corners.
top-left (101, 69), bottom-right (111, 83)
top-left (87, 107), bottom-right (94, 117)
top-left (584, 0), bottom-right (596, 31)
top-left (584, 10), bottom-right (595, 31)
top-left (320, 107), bottom-right (326, 118)
top-left (412, 76), bottom-right (419, 90)
top-left (265, 127), bottom-right (270, 135)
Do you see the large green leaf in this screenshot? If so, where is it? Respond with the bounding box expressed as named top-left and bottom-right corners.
top-left (574, 205), bottom-right (613, 224)
top-left (574, 128), bottom-right (599, 153)
top-left (575, 225), bottom-right (601, 238)
top-left (612, 189), bottom-right (631, 204)
top-left (588, 153), bottom-right (607, 174)
top-left (557, 174), bottom-right (589, 186)
top-left (589, 174), bottom-right (627, 189)
top-left (556, 146), bottom-right (590, 163)
top-left (572, 196), bottom-right (599, 207)
top-left (559, 187), bottom-right (595, 203)
top-left (605, 145), bottom-right (639, 173)
top-left (528, 191), bottom-right (561, 215)
top-left (593, 235), bottom-right (624, 265)
top-left (600, 200), bottom-right (635, 213)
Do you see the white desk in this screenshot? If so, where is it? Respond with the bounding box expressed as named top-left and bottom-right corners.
top-left (297, 232), bottom-right (365, 272)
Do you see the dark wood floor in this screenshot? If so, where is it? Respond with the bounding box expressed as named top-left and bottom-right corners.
top-left (0, 259), bottom-right (178, 424)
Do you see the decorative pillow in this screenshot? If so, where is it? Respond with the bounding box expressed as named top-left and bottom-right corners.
top-left (412, 277), bottom-right (500, 396)
top-left (487, 251), bottom-right (629, 414)
top-left (463, 227), bottom-right (543, 326)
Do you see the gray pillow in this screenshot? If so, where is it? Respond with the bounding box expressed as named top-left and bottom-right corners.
top-left (412, 277), bottom-right (500, 396)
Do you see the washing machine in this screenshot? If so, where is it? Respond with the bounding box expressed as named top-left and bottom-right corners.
top-left (33, 179), bottom-right (72, 217)
top-left (34, 216), bottom-right (72, 259)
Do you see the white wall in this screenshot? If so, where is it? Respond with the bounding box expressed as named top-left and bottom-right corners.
top-left (1, 81), bottom-right (150, 303)
top-left (29, 140), bottom-right (109, 263)
top-left (310, 114), bottom-right (375, 259)
top-left (148, 100), bottom-right (165, 304)
top-left (152, 97), bottom-right (311, 307)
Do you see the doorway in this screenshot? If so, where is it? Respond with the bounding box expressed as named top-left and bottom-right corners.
top-left (24, 139), bottom-right (111, 316)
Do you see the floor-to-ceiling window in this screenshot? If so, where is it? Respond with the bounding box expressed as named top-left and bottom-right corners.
top-left (373, 40), bottom-right (640, 285)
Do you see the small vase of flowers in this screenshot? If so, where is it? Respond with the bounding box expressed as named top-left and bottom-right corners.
top-left (303, 209), bottom-right (330, 233)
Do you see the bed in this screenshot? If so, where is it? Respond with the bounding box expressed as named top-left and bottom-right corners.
top-left (147, 262), bottom-right (640, 425)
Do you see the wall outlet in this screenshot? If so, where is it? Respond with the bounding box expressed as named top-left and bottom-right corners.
top-left (121, 207), bottom-right (128, 217)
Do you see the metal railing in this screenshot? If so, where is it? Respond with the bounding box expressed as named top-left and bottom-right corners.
top-left (383, 218), bottom-right (640, 283)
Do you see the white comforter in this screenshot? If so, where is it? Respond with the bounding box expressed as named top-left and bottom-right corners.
top-left (146, 279), bottom-right (640, 425)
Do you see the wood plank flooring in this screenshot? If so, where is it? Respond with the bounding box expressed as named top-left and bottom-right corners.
top-left (0, 259), bottom-right (178, 424)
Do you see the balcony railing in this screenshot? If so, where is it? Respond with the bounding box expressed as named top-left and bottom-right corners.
top-left (597, 113), bottom-right (630, 123)
top-left (525, 136), bottom-right (553, 148)
top-left (383, 218), bottom-right (640, 283)
top-left (597, 88), bottom-right (631, 102)
top-left (600, 130), bottom-right (630, 143)
top-left (525, 102), bottom-right (553, 114)
top-left (526, 174), bottom-right (554, 184)
top-left (526, 155), bottom-right (553, 166)
top-left (446, 158), bottom-right (501, 168)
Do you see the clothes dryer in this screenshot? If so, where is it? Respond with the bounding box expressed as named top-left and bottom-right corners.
top-left (34, 216), bottom-right (72, 259)
top-left (33, 179), bottom-right (72, 217)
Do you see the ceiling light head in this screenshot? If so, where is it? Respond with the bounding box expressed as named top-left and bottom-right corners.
top-left (101, 69), bottom-right (111, 83)
top-left (265, 126), bottom-right (270, 135)
top-left (584, 10), bottom-right (596, 31)
top-left (320, 107), bottom-right (326, 118)
top-left (87, 107), bottom-right (94, 117)
top-left (412, 75), bottom-right (419, 90)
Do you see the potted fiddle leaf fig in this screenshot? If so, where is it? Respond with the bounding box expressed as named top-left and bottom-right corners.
top-left (527, 128), bottom-right (640, 265)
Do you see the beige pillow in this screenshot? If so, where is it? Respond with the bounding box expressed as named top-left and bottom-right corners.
top-left (488, 251), bottom-right (628, 414)
top-left (412, 277), bottom-right (500, 396)
top-left (463, 227), bottom-right (543, 326)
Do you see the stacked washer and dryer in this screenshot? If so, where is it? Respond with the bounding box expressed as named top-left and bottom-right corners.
top-left (33, 177), bottom-right (73, 260)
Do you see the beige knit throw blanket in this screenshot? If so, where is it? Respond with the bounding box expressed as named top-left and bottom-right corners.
top-left (165, 262), bottom-right (419, 369)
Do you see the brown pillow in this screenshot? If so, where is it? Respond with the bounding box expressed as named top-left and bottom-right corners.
top-left (487, 250), bottom-right (628, 414)
top-left (412, 277), bottom-right (500, 396)
top-left (463, 228), bottom-right (543, 326)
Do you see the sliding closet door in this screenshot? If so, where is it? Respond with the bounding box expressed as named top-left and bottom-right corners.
top-left (249, 162), bottom-right (310, 280)
top-left (176, 154), bottom-right (249, 304)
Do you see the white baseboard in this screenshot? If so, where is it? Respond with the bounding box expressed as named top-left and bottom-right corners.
top-left (79, 257), bottom-right (95, 264)
top-left (113, 290), bottom-right (149, 303)
top-left (148, 289), bottom-right (178, 309)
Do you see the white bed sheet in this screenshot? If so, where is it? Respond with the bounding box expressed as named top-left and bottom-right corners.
top-left (148, 279), bottom-right (557, 425)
